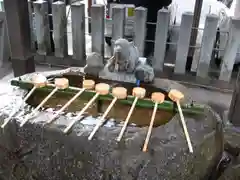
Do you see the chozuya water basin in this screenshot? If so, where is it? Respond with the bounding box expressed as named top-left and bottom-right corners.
top-left (0, 67), bottom-right (223, 180)
top-left (9, 67), bottom-right (204, 127)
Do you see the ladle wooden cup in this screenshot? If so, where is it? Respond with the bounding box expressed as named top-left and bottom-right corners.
top-left (168, 89), bottom-right (193, 153)
top-left (20, 78), bottom-right (69, 127)
top-left (46, 79), bottom-right (95, 125)
top-left (142, 92), bottom-right (165, 152)
top-left (1, 74), bottom-right (47, 128)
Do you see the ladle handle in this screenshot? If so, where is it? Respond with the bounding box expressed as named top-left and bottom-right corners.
top-left (63, 93), bottom-right (99, 134)
top-left (23, 86), bottom-right (37, 101)
top-left (1, 86), bottom-right (37, 128)
top-left (116, 97), bottom-right (138, 142)
top-left (35, 87), bottom-right (58, 113)
top-left (142, 102), bottom-right (158, 152)
top-left (46, 88), bottom-right (85, 124)
top-left (20, 87), bottom-right (58, 127)
top-left (88, 97), bottom-right (117, 140)
top-left (176, 101), bottom-right (193, 153)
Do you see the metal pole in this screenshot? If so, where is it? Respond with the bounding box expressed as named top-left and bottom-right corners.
top-left (186, 0), bottom-right (203, 71)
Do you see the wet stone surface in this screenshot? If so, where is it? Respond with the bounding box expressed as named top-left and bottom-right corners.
top-left (0, 69), bottom-right (224, 179)
top-left (218, 154), bottom-right (240, 180)
top-left (213, 110), bottom-right (240, 180)
top-left (224, 123), bottom-right (240, 156)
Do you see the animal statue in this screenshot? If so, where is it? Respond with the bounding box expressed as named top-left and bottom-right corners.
top-left (106, 38), bottom-right (139, 73)
top-left (101, 38), bottom-right (155, 83)
top-left (134, 59), bottom-right (155, 83)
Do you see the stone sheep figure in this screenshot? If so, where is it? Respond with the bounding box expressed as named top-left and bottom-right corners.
top-left (87, 38), bottom-right (155, 83)
top-left (106, 38), bottom-right (139, 73)
top-left (104, 38), bottom-right (154, 83)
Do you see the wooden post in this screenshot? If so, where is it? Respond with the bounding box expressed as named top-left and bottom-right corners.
top-left (4, 0), bottom-right (35, 76)
top-left (112, 5), bottom-right (125, 40)
top-left (219, 18), bottom-right (240, 81)
top-left (174, 12), bottom-right (194, 74)
top-left (33, 0), bottom-right (51, 55)
top-left (233, 0), bottom-right (240, 18)
top-left (196, 14), bottom-right (218, 78)
top-left (71, 2), bottom-right (86, 65)
top-left (229, 70), bottom-right (240, 126)
top-left (187, 0), bottom-right (203, 69)
top-left (52, 1), bottom-right (68, 58)
top-left (111, 5), bottom-right (125, 54)
top-left (0, 20), bottom-right (4, 66)
top-left (153, 9), bottom-right (170, 72)
top-left (28, 0), bottom-right (36, 50)
top-left (0, 5), bottom-right (10, 67)
top-left (91, 4), bottom-right (105, 63)
top-left (134, 7), bottom-right (147, 57)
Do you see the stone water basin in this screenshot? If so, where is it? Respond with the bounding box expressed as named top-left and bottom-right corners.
top-left (0, 68), bottom-right (223, 180)
top-left (24, 72), bottom-right (182, 128)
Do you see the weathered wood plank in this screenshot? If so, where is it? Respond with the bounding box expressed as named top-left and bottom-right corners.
top-left (196, 14), bottom-right (218, 78)
top-left (153, 9), bottom-right (170, 72)
top-left (133, 7), bottom-right (147, 57)
top-left (174, 12), bottom-right (194, 74)
top-left (71, 2), bottom-right (86, 63)
top-left (52, 1), bottom-right (68, 58)
top-left (91, 4), bottom-right (105, 64)
top-left (219, 18), bottom-right (240, 81)
top-left (33, 0), bottom-right (51, 55)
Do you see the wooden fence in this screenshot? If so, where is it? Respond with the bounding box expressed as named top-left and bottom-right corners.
top-left (0, 1), bottom-right (10, 67)
top-left (1, 1), bottom-right (240, 90)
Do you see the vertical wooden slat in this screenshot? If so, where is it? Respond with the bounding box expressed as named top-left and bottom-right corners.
top-left (33, 0), bottom-right (51, 55)
top-left (111, 5), bottom-right (125, 53)
top-left (188, 0), bottom-right (203, 58)
top-left (4, 0), bottom-right (35, 76)
top-left (219, 18), bottom-right (240, 81)
top-left (174, 12), bottom-right (194, 74)
top-left (153, 9), bottom-right (170, 72)
top-left (52, 1), bottom-right (68, 58)
top-left (134, 7), bottom-right (147, 57)
top-left (228, 70), bottom-right (240, 126)
top-left (0, 13), bottom-right (10, 67)
top-left (91, 4), bottom-right (105, 65)
top-left (233, 0), bottom-right (240, 18)
top-left (0, 1), bottom-right (10, 66)
top-left (28, 0), bottom-right (36, 50)
top-left (71, 2), bottom-right (86, 64)
top-left (196, 14), bottom-right (218, 78)
top-left (0, 20), bottom-right (4, 66)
